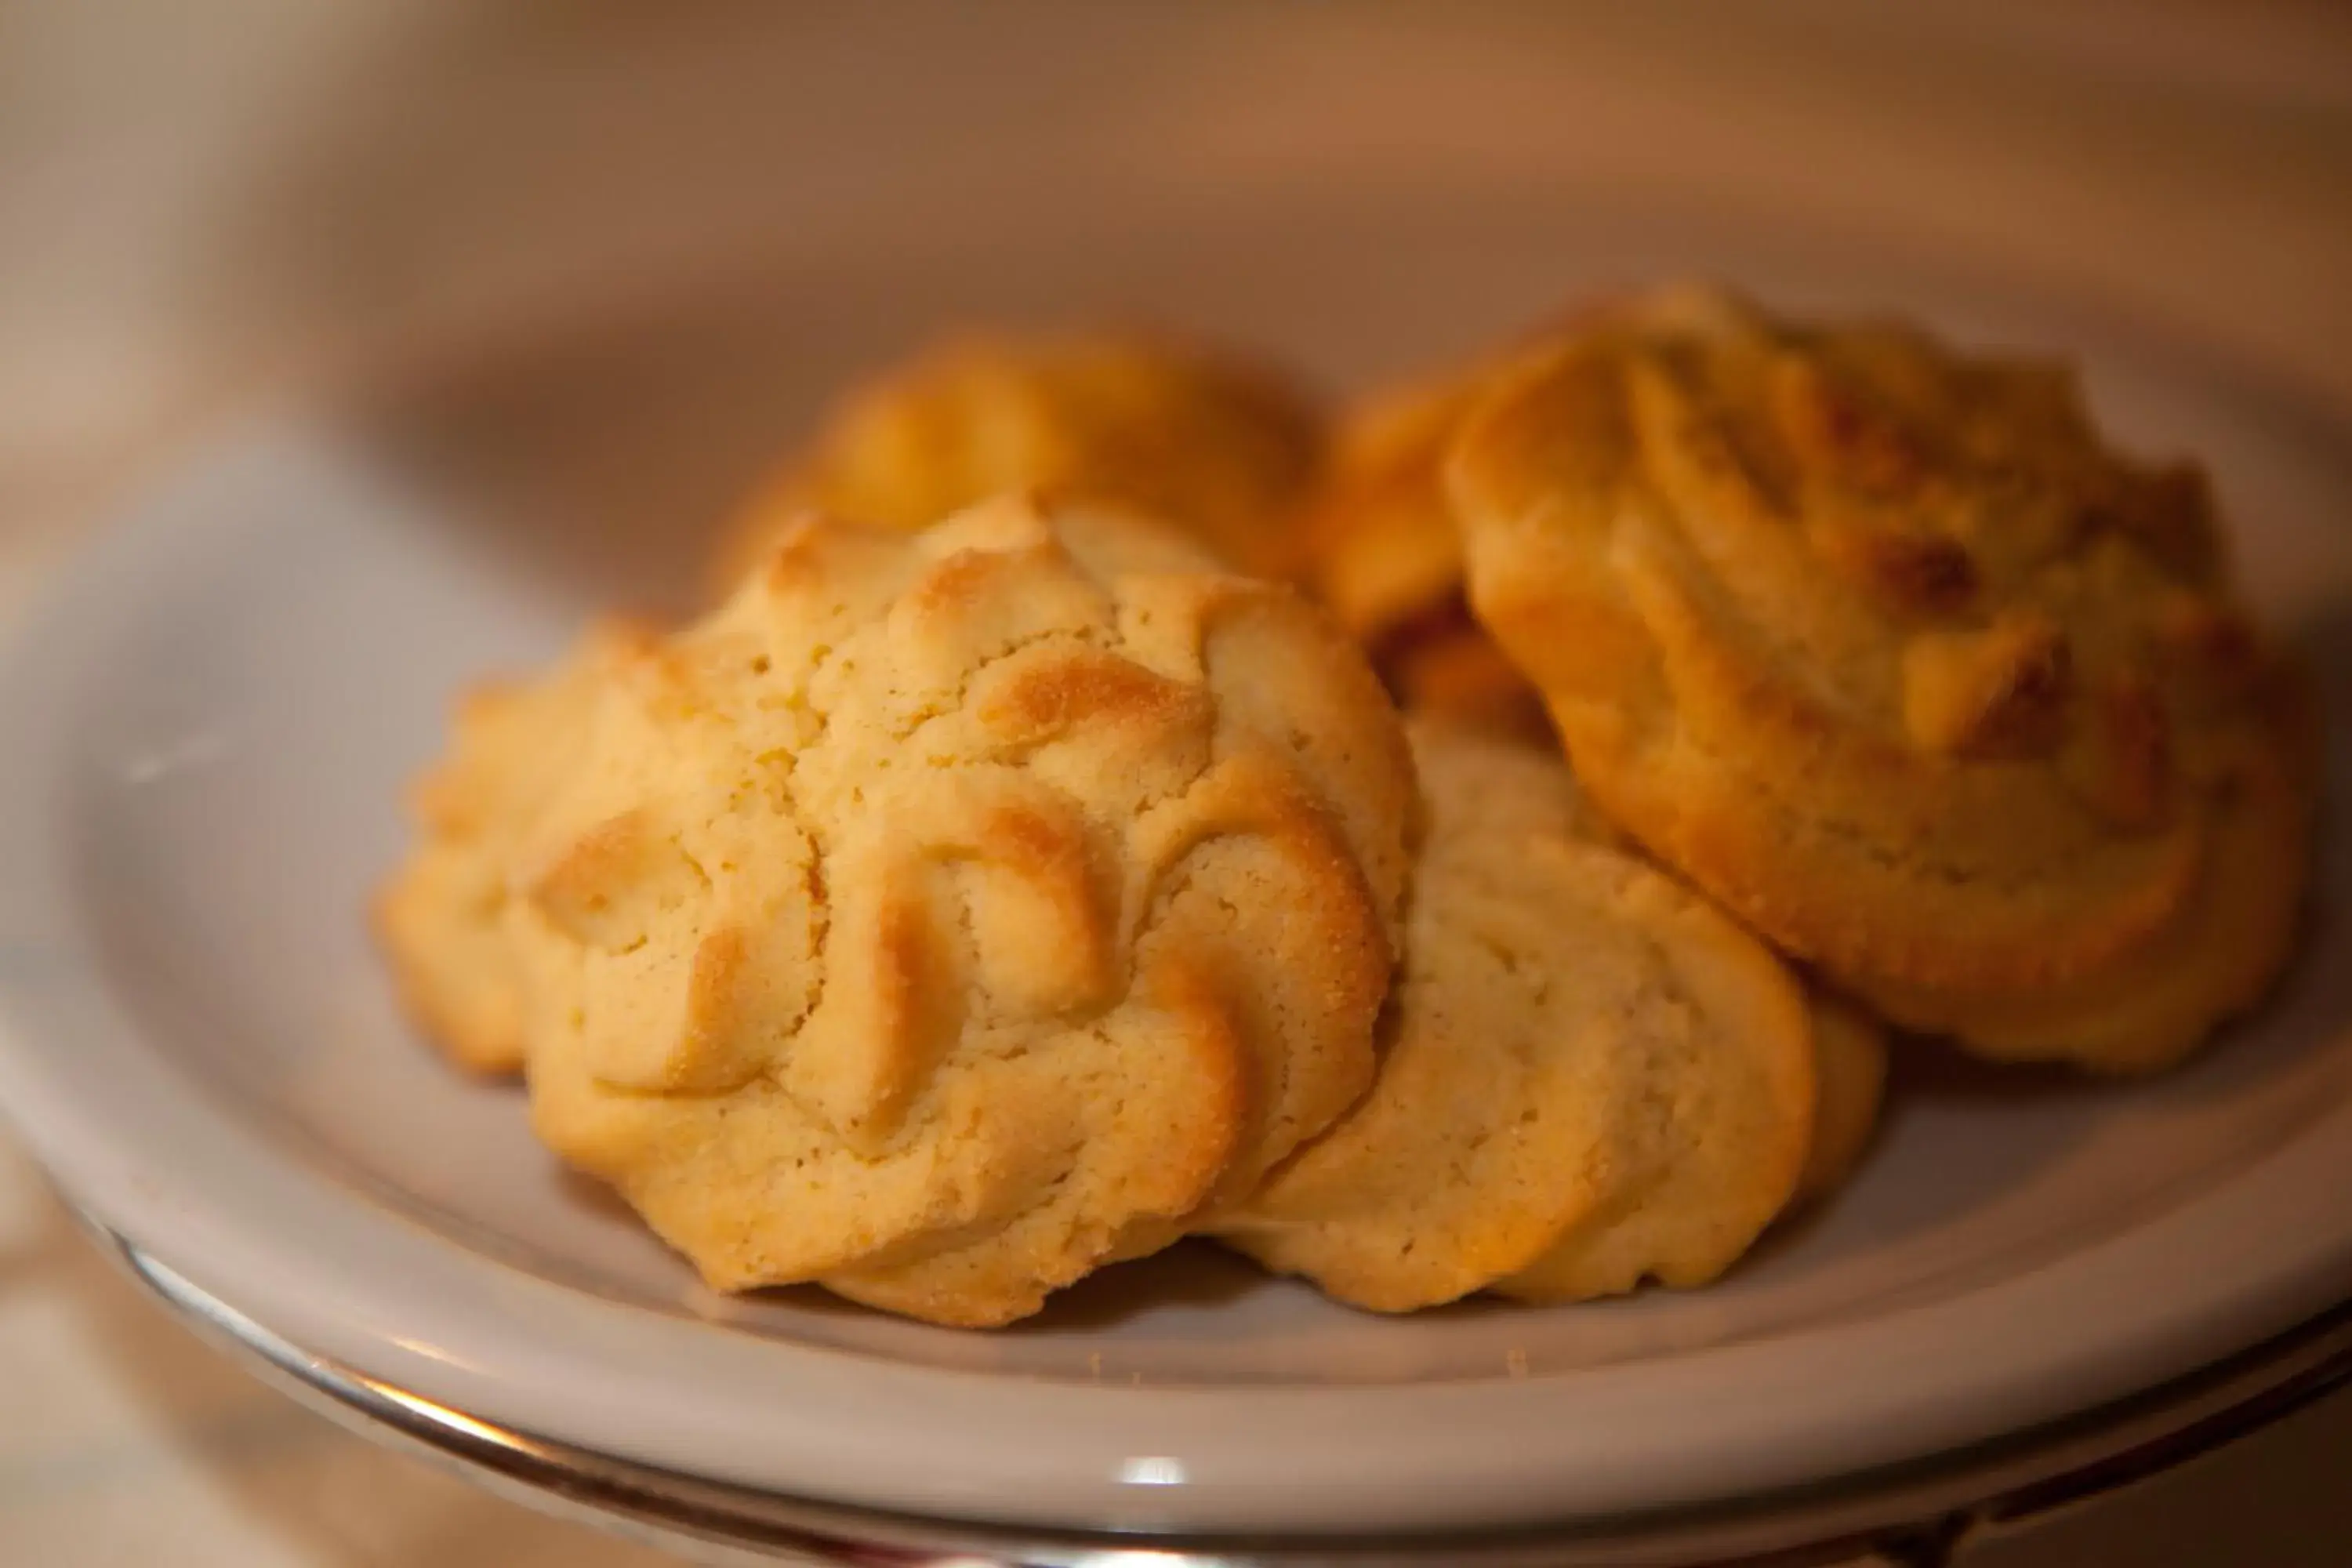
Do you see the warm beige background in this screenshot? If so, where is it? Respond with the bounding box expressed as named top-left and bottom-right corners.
top-left (2, 3), bottom-right (2349, 1563)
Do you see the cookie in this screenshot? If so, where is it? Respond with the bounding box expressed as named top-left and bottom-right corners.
top-left (1794, 990), bottom-right (1887, 1203)
top-left (374, 622), bottom-right (639, 1074)
top-left (712, 330), bottom-right (1323, 590)
top-left (1448, 285), bottom-right (2315, 1072)
top-left (1212, 721), bottom-right (1817, 1312)
top-left (482, 496), bottom-right (1414, 1327)
top-left (1299, 376), bottom-right (1547, 735)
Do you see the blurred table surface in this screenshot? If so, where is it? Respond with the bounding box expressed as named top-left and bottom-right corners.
top-left (3, 3), bottom-right (2350, 1564)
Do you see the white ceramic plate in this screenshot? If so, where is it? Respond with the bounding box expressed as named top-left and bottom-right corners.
top-left (1, 206), bottom-right (2348, 1537)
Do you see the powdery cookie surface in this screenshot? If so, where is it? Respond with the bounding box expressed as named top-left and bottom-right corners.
top-left (1299, 375), bottom-right (1546, 735)
top-left (1212, 721), bottom-right (1817, 1312)
top-left (478, 497), bottom-right (1413, 1327)
top-left (713, 331), bottom-right (1323, 590)
top-left (1449, 285), bottom-right (2315, 1073)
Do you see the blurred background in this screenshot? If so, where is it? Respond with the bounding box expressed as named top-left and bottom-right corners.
top-left (2, 2), bottom-right (2350, 1563)
top-left (6, 1), bottom-right (2351, 591)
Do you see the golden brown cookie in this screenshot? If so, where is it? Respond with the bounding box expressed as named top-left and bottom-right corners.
top-left (1212, 721), bottom-right (1817, 1312)
top-left (455, 497), bottom-right (1416, 1327)
top-left (1449, 285), bottom-right (2315, 1073)
top-left (1794, 990), bottom-right (1887, 1204)
top-left (712, 331), bottom-right (1323, 590)
top-left (375, 622), bottom-right (641, 1074)
top-left (1298, 376), bottom-right (1548, 735)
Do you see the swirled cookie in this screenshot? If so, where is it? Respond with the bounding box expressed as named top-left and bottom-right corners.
top-left (1449, 286), bottom-right (2315, 1072)
top-left (1300, 376), bottom-right (1546, 735)
top-left (376, 622), bottom-right (639, 1074)
top-left (712, 331), bottom-right (1323, 590)
top-left (1212, 721), bottom-right (1818, 1312)
top-left (485, 496), bottom-right (1412, 1326)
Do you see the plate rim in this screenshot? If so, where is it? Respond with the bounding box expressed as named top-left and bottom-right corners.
top-left (86, 1227), bottom-right (2352, 1566)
